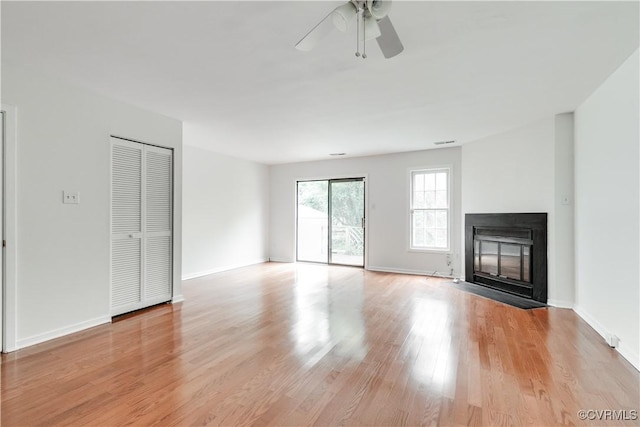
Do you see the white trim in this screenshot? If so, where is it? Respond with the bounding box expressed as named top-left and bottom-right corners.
top-left (294, 172), bottom-right (370, 182)
top-left (171, 295), bottom-right (184, 304)
top-left (268, 257), bottom-right (294, 263)
top-left (1, 104), bottom-right (17, 353)
top-left (574, 305), bottom-right (640, 371)
top-left (367, 265), bottom-right (458, 279)
top-left (547, 299), bottom-right (574, 309)
top-left (616, 342), bottom-right (640, 372)
top-left (181, 258), bottom-right (269, 281)
top-left (407, 247), bottom-right (453, 255)
top-left (16, 316), bottom-right (111, 350)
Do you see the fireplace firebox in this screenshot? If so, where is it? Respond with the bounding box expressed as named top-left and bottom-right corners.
top-left (465, 213), bottom-right (547, 303)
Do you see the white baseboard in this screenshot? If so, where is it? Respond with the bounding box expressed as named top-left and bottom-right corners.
top-left (573, 305), bottom-right (611, 344)
top-left (574, 305), bottom-right (639, 371)
top-left (268, 257), bottom-right (294, 263)
top-left (547, 299), bottom-right (574, 309)
top-left (16, 315), bottom-right (111, 351)
top-left (182, 258), bottom-right (269, 281)
top-left (367, 265), bottom-right (458, 279)
top-left (171, 295), bottom-right (185, 304)
top-left (617, 342), bottom-right (640, 372)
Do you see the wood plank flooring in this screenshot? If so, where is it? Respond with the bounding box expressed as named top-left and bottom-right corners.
top-left (1, 263), bottom-right (638, 426)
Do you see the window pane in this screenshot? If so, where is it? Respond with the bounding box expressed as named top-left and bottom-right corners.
top-left (425, 229), bottom-right (435, 247)
top-left (436, 172), bottom-right (447, 190)
top-left (413, 191), bottom-right (425, 208)
top-left (414, 173), bottom-right (424, 192)
top-left (413, 227), bottom-right (425, 246)
top-left (412, 211), bottom-right (426, 247)
top-left (424, 173), bottom-right (435, 191)
top-left (425, 211), bottom-right (436, 228)
top-left (413, 210), bottom-right (425, 228)
top-left (435, 190), bottom-right (447, 208)
top-left (436, 229), bottom-right (447, 248)
top-left (436, 210), bottom-right (447, 228)
top-left (425, 191), bottom-right (436, 208)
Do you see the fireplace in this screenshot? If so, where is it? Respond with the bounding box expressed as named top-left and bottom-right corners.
top-left (465, 213), bottom-right (547, 303)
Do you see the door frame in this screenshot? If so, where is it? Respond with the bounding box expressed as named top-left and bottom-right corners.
top-left (1, 104), bottom-right (18, 352)
top-left (294, 174), bottom-right (369, 269)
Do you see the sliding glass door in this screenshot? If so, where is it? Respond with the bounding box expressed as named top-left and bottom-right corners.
top-left (296, 180), bottom-right (329, 263)
top-left (297, 178), bottom-right (365, 267)
top-left (329, 179), bottom-right (365, 266)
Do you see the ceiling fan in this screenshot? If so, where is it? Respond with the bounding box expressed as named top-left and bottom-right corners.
top-left (295, 0), bottom-right (404, 59)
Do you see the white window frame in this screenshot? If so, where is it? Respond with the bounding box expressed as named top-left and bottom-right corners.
top-left (409, 167), bottom-right (451, 252)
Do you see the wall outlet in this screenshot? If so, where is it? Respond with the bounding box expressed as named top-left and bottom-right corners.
top-left (63, 191), bottom-right (80, 204)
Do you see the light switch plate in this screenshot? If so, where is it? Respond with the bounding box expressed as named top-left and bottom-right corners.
top-left (63, 191), bottom-right (80, 204)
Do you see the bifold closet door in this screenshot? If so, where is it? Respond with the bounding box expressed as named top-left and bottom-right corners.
top-left (111, 138), bottom-right (173, 316)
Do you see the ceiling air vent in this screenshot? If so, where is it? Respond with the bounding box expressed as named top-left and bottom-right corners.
top-left (433, 140), bottom-right (456, 146)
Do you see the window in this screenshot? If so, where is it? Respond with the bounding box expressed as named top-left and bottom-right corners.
top-left (410, 168), bottom-right (450, 251)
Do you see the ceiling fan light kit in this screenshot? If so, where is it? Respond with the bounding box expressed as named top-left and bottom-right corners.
top-left (332, 2), bottom-right (357, 32)
top-left (367, 0), bottom-right (392, 20)
top-left (363, 16), bottom-right (381, 40)
top-left (295, 0), bottom-right (404, 60)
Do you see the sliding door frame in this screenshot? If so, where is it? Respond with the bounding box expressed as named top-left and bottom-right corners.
top-left (295, 174), bottom-right (369, 269)
top-left (295, 179), bottom-right (329, 265)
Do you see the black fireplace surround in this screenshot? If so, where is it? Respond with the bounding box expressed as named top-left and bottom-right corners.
top-left (465, 213), bottom-right (547, 303)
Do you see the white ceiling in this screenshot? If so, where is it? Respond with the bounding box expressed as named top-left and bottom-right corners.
top-left (2, 1), bottom-right (638, 164)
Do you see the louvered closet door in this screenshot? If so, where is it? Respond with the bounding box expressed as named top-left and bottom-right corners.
top-left (144, 145), bottom-right (173, 305)
top-left (111, 138), bottom-right (173, 316)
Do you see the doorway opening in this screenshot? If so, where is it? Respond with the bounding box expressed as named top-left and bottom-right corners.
top-left (296, 178), bottom-right (365, 267)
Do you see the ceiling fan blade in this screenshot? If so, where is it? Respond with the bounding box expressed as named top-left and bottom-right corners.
top-left (295, 10), bottom-right (335, 51)
top-left (376, 16), bottom-right (404, 58)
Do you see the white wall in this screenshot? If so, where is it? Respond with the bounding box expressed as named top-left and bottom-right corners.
top-left (182, 143), bottom-right (269, 279)
top-left (554, 113), bottom-right (575, 306)
top-left (269, 147), bottom-right (462, 276)
top-left (461, 116), bottom-right (575, 307)
top-left (574, 49), bottom-right (639, 369)
top-left (2, 65), bottom-right (183, 349)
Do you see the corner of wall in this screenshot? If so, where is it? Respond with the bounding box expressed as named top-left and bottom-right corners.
top-left (552, 112), bottom-right (575, 306)
top-left (574, 304), bottom-right (639, 371)
top-left (573, 49), bottom-right (639, 372)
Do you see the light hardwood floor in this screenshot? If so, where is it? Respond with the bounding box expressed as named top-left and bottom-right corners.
top-left (1, 263), bottom-right (638, 426)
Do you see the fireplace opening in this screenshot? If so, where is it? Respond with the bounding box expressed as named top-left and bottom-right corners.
top-left (465, 213), bottom-right (547, 303)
